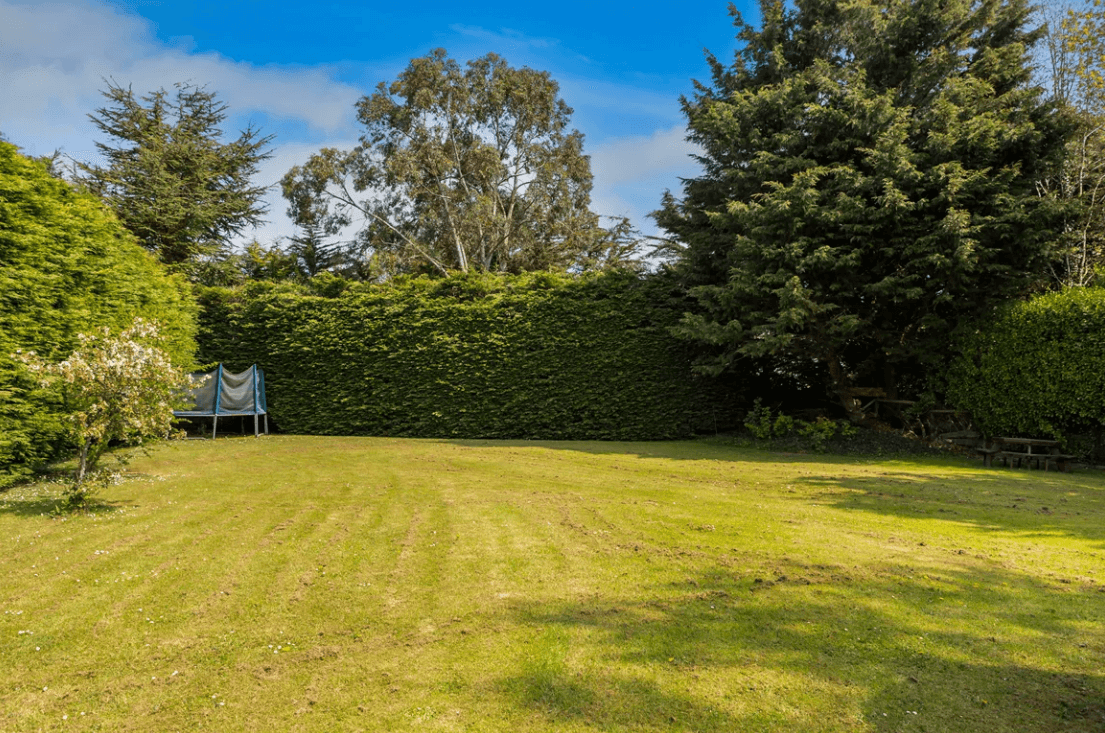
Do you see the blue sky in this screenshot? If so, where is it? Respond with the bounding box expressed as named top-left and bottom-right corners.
top-left (0, 0), bottom-right (754, 245)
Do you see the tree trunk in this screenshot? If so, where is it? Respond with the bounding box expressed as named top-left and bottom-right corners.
top-left (826, 355), bottom-right (864, 423)
top-left (883, 360), bottom-right (899, 401)
top-left (75, 438), bottom-right (92, 489)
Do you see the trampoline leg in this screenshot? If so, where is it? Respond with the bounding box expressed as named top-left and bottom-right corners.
top-left (212, 415), bottom-right (218, 440)
top-left (254, 413), bottom-right (259, 438)
top-left (264, 414), bottom-right (269, 435)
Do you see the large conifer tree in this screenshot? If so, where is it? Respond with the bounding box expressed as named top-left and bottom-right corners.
top-left (656, 0), bottom-right (1070, 414)
top-left (79, 82), bottom-right (273, 270)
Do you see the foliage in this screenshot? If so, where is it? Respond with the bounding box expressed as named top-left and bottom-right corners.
top-left (656, 0), bottom-right (1070, 416)
top-left (282, 50), bottom-right (640, 277)
top-left (195, 271), bottom-right (741, 440)
top-left (743, 399), bottom-right (856, 450)
top-left (1036, 0), bottom-right (1105, 286)
top-left (239, 240), bottom-right (300, 283)
top-left (947, 286), bottom-right (1105, 439)
top-left (14, 320), bottom-right (194, 508)
top-left (287, 223), bottom-right (340, 279)
top-left (0, 141), bottom-right (197, 489)
top-left (180, 240), bottom-right (305, 287)
top-left (1060, 0), bottom-right (1105, 111)
top-left (744, 399), bottom-right (794, 439)
top-left (77, 81), bottom-right (273, 270)
top-left (795, 416), bottom-right (856, 452)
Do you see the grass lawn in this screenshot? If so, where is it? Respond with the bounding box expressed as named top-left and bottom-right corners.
top-left (2, 436), bottom-right (1104, 731)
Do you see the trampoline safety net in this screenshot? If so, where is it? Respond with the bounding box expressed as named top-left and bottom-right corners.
top-left (174, 364), bottom-right (268, 438)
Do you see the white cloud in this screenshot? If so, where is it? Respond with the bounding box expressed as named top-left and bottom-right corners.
top-left (0, 0), bottom-right (363, 153)
top-left (449, 24), bottom-right (561, 51)
top-left (0, 0), bottom-right (368, 249)
top-left (0, 0), bottom-right (699, 246)
top-left (587, 125), bottom-right (701, 233)
top-left (589, 125), bottom-right (699, 186)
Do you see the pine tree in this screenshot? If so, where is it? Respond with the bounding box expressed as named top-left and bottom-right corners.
top-left (79, 82), bottom-right (273, 269)
top-left (288, 223), bottom-right (339, 278)
top-left (656, 0), bottom-right (1071, 415)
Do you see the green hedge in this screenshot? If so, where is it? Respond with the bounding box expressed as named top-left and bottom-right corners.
top-left (947, 287), bottom-right (1105, 438)
top-left (196, 271), bottom-right (741, 440)
top-left (0, 142), bottom-right (196, 488)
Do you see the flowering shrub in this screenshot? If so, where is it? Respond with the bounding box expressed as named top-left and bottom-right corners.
top-left (14, 319), bottom-right (194, 507)
top-left (0, 141), bottom-right (197, 489)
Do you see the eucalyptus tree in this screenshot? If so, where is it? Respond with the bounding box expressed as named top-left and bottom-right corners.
top-left (282, 50), bottom-right (629, 276)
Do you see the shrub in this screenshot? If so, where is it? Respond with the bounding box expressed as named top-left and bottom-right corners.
top-left (947, 287), bottom-right (1105, 439)
top-left (744, 399), bottom-right (794, 439)
top-left (744, 399), bottom-right (856, 451)
top-left (0, 142), bottom-right (196, 488)
top-left (196, 271), bottom-right (742, 440)
top-left (15, 320), bottom-right (195, 508)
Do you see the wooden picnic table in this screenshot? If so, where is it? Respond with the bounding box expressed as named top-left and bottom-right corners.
top-left (978, 437), bottom-right (1075, 472)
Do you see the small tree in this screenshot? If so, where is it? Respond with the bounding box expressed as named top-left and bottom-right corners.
top-left (15, 320), bottom-right (194, 507)
top-left (287, 224), bottom-right (340, 279)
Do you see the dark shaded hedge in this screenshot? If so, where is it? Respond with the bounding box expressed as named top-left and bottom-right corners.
top-left (947, 287), bottom-right (1105, 439)
top-left (0, 142), bottom-right (197, 488)
top-left (196, 271), bottom-right (742, 440)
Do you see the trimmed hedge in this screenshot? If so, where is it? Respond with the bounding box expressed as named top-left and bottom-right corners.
top-left (196, 271), bottom-right (741, 440)
top-left (947, 287), bottom-right (1105, 439)
top-left (0, 142), bottom-right (196, 488)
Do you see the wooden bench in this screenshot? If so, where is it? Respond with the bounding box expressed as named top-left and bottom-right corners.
top-left (978, 438), bottom-right (1076, 472)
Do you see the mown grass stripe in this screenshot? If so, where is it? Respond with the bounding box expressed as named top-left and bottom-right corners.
top-left (2, 436), bottom-right (1104, 731)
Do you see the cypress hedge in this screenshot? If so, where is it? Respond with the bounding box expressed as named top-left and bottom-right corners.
top-left (947, 287), bottom-right (1105, 439)
top-left (0, 142), bottom-right (196, 488)
top-left (196, 271), bottom-right (741, 440)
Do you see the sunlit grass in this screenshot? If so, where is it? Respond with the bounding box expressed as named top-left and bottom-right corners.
top-left (2, 436), bottom-right (1103, 731)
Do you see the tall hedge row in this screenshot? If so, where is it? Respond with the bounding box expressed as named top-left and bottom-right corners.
top-left (0, 142), bottom-right (197, 488)
top-left (196, 271), bottom-right (741, 440)
top-left (947, 287), bottom-right (1105, 438)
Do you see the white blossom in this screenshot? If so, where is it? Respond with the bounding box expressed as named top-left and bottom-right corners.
top-left (12, 319), bottom-right (194, 503)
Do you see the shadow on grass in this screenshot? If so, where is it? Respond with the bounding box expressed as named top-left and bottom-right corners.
top-left (0, 484), bottom-right (134, 518)
top-left (444, 436), bottom-right (974, 468)
top-left (448, 437), bottom-right (1105, 545)
top-left (499, 563), bottom-right (1105, 732)
top-left (500, 647), bottom-right (744, 731)
top-left (797, 471), bottom-right (1105, 545)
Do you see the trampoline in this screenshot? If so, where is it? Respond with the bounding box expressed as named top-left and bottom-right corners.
top-left (174, 364), bottom-right (268, 438)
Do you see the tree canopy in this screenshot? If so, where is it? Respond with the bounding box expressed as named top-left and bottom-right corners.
top-left (1037, 0), bottom-right (1105, 286)
top-left (282, 49), bottom-right (635, 277)
top-left (78, 81), bottom-right (273, 270)
top-left (656, 0), bottom-right (1070, 416)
